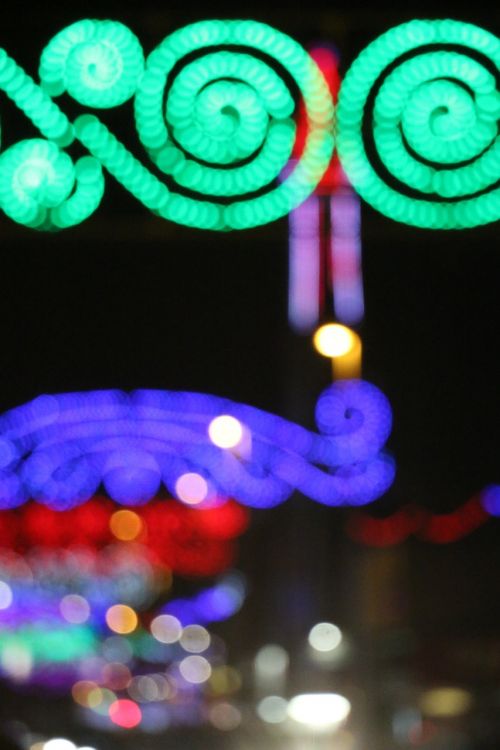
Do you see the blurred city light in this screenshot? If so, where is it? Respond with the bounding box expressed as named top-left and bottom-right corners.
top-left (257, 695), bottom-right (289, 723)
top-left (287, 693), bottom-right (351, 731)
top-left (420, 687), bottom-right (473, 718)
top-left (254, 644), bottom-right (289, 682)
top-left (308, 622), bottom-right (343, 652)
top-left (44, 741), bottom-right (76, 750)
top-left (313, 323), bottom-right (356, 357)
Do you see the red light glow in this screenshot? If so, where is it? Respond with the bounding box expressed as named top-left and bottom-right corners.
top-left (0, 498), bottom-right (249, 577)
top-left (347, 495), bottom-right (491, 547)
top-left (109, 698), bottom-right (142, 728)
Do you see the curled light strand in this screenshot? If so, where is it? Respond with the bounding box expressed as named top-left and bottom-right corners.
top-left (134, 19), bottom-right (335, 230)
top-left (0, 381), bottom-right (394, 510)
top-left (0, 139), bottom-right (104, 230)
top-left (0, 48), bottom-right (73, 145)
top-left (337, 19), bottom-right (500, 228)
top-left (39, 19), bottom-right (145, 108)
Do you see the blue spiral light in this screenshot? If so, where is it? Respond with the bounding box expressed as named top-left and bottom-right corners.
top-left (0, 381), bottom-right (394, 510)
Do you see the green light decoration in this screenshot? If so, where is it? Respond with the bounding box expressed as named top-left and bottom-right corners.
top-left (337, 19), bottom-right (500, 229)
top-left (0, 624), bottom-right (97, 664)
top-left (0, 19), bottom-right (333, 231)
top-left (0, 48), bottom-right (73, 146)
top-left (134, 19), bottom-right (335, 229)
top-left (0, 139), bottom-right (104, 230)
top-left (39, 19), bottom-right (145, 108)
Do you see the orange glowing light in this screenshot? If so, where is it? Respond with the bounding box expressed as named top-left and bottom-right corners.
top-left (105, 604), bottom-right (138, 635)
top-left (109, 509), bottom-right (143, 541)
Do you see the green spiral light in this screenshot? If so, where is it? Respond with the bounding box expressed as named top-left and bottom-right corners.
top-left (0, 139), bottom-right (104, 229)
top-left (0, 49), bottom-right (73, 146)
top-left (134, 19), bottom-right (334, 230)
top-left (39, 19), bottom-right (144, 108)
top-left (337, 20), bottom-right (500, 229)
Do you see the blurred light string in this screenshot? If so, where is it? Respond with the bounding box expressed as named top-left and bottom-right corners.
top-left (287, 45), bottom-right (365, 333)
top-left (337, 19), bottom-right (500, 229)
top-left (0, 18), bottom-right (334, 231)
top-left (0, 380), bottom-right (395, 510)
top-left (0, 497), bottom-right (249, 576)
top-left (346, 485), bottom-right (500, 546)
top-left (158, 571), bottom-right (247, 625)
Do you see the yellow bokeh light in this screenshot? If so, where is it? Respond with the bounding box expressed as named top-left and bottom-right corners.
top-left (313, 323), bottom-right (356, 358)
top-left (105, 604), bottom-right (138, 635)
top-left (109, 509), bottom-right (143, 541)
top-left (420, 687), bottom-right (473, 718)
top-left (72, 680), bottom-right (100, 708)
top-left (208, 415), bottom-right (243, 449)
top-left (208, 665), bottom-right (242, 696)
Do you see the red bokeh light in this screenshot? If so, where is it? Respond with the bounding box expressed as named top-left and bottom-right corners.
top-left (0, 497), bottom-right (249, 577)
top-left (109, 698), bottom-right (142, 729)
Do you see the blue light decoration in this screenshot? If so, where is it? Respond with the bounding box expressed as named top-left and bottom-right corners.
top-left (0, 18), bottom-right (334, 231)
top-left (159, 571), bottom-right (247, 626)
top-left (0, 380), bottom-right (394, 510)
top-left (481, 485), bottom-right (500, 516)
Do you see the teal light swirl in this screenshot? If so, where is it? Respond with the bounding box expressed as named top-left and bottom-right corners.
top-left (0, 19), bottom-right (333, 231)
top-left (39, 19), bottom-right (145, 108)
top-left (0, 139), bottom-right (104, 229)
top-left (337, 20), bottom-right (500, 229)
top-left (0, 48), bottom-right (104, 229)
top-left (134, 19), bottom-right (335, 229)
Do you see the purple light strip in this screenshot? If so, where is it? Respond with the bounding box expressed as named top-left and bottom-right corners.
top-left (288, 195), bottom-right (321, 332)
top-left (330, 189), bottom-right (365, 325)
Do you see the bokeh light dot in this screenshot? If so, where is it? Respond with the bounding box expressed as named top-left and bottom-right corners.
top-left (308, 622), bottom-right (343, 652)
top-left (0, 581), bottom-right (13, 609)
top-left (180, 624), bottom-right (211, 653)
top-left (59, 594), bottom-right (90, 624)
top-left (313, 324), bottom-right (357, 357)
top-left (208, 415), bottom-right (244, 449)
top-left (71, 680), bottom-right (99, 708)
top-left (102, 662), bottom-right (132, 691)
top-left (254, 644), bottom-right (289, 679)
top-left (110, 509), bottom-right (143, 541)
top-left (257, 695), bottom-right (289, 724)
top-left (287, 692), bottom-right (351, 729)
top-left (179, 654), bottom-right (212, 684)
top-left (44, 741), bottom-right (76, 750)
top-left (109, 698), bottom-right (142, 729)
top-left (150, 614), bottom-right (182, 644)
top-left (175, 472), bottom-right (208, 505)
top-left (105, 604), bottom-right (138, 634)
top-left (209, 702), bottom-right (242, 731)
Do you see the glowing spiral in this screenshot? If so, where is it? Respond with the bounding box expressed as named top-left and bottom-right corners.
top-left (39, 19), bottom-right (145, 108)
top-left (337, 20), bottom-right (500, 229)
top-left (0, 139), bottom-right (104, 229)
top-left (130, 19), bottom-right (334, 229)
top-left (0, 381), bottom-right (394, 510)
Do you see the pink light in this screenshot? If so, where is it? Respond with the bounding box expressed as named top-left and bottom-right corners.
top-left (109, 698), bottom-right (142, 729)
top-left (330, 189), bottom-right (365, 325)
top-left (288, 195), bottom-right (321, 332)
